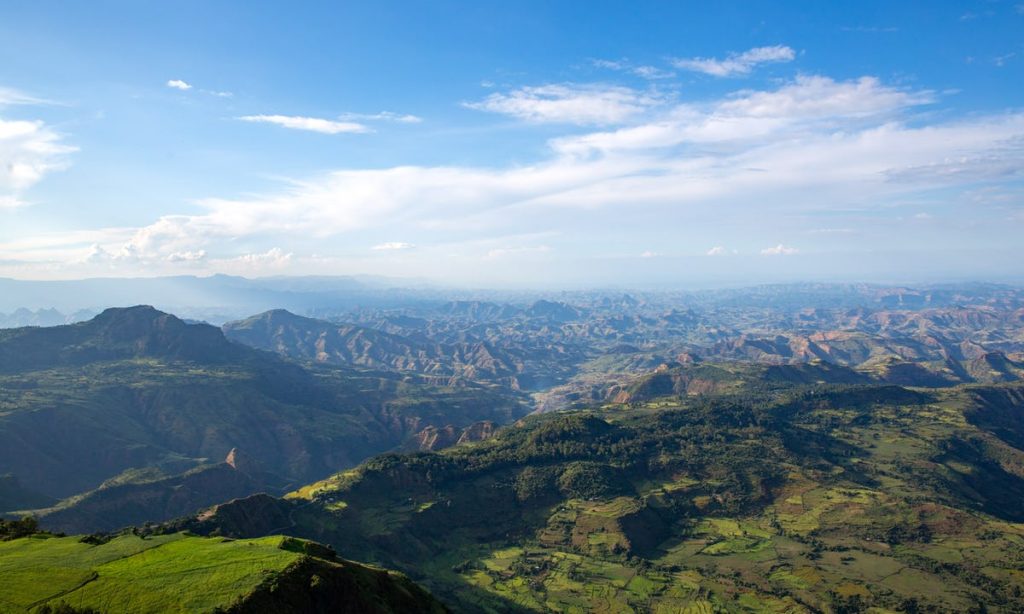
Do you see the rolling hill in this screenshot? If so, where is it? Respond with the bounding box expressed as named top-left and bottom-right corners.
top-left (174, 381), bottom-right (1024, 612)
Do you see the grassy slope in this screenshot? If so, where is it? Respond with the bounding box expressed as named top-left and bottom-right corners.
top-left (254, 383), bottom-right (1024, 612)
top-left (0, 533), bottom-right (445, 614)
top-left (0, 533), bottom-right (295, 612)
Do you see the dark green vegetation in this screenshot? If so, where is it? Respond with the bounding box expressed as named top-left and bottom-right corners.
top-left (0, 306), bottom-right (526, 532)
top-left (0, 476), bottom-right (54, 512)
top-left (0, 531), bottom-right (446, 613)
top-left (179, 380), bottom-right (1024, 612)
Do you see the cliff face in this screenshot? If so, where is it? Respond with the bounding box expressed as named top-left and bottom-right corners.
top-left (413, 420), bottom-right (498, 451)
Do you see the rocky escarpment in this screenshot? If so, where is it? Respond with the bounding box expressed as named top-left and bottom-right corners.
top-left (412, 420), bottom-right (498, 451)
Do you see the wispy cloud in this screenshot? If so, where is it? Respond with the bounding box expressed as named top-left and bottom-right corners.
top-left (238, 114), bottom-right (371, 134)
top-left (464, 84), bottom-right (661, 125)
top-left (994, 52), bottom-right (1016, 67)
top-left (672, 45), bottom-right (795, 77)
top-left (808, 228), bottom-right (855, 235)
top-left (0, 117), bottom-right (77, 208)
top-left (0, 86), bottom-right (53, 106)
top-left (551, 75), bottom-right (932, 156)
top-left (761, 244), bottom-right (799, 256)
top-left (486, 245), bottom-right (552, 259)
top-left (372, 241), bottom-right (415, 250)
top-left (166, 79), bottom-right (192, 91)
top-left (225, 247), bottom-right (293, 268)
top-left (8, 73), bottom-right (1024, 278)
top-left (840, 25), bottom-right (899, 33)
top-left (633, 66), bottom-right (675, 80)
top-left (592, 59), bottom-right (675, 80)
top-left (340, 111), bottom-right (422, 123)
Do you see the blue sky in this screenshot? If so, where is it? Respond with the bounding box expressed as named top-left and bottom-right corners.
top-left (1, 1), bottom-right (1022, 287)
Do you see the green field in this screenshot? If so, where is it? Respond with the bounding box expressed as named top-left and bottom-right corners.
top-left (0, 530), bottom-right (448, 613)
top-left (0, 533), bottom-right (304, 613)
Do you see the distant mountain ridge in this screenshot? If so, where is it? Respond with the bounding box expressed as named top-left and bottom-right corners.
top-left (223, 308), bottom-right (576, 389)
top-left (0, 305), bottom-right (246, 373)
top-left (0, 306), bottom-right (527, 532)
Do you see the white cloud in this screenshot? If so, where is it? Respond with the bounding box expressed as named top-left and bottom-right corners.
top-left (166, 249), bottom-right (207, 262)
top-left (0, 86), bottom-right (51, 106)
top-left (486, 245), bottom-right (552, 259)
top-left (840, 26), bottom-right (899, 33)
top-left (212, 248), bottom-right (294, 275)
top-left (706, 246), bottom-right (727, 256)
top-left (233, 247), bottom-right (291, 264)
top-left (203, 90), bottom-right (233, 98)
top-left (592, 59), bottom-right (628, 71)
top-left (238, 115), bottom-right (371, 134)
top-left (718, 75), bottom-right (931, 119)
top-left (672, 45), bottom-right (795, 77)
top-left (7, 73), bottom-right (1024, 279)
top-left (464, 84), bottom-right (660, 125)
top-left (808, 228), bottom-right (855, 235)
top-left (82, 243), bottom-right (112, 264)
top-left (593, 59), bottom-right (675, 80)
top-left (640, 250), bottom-right (657, 258)
top-left (760, 244), bottom-right (799, 256)
top-left (551, 75), bottom-right (932, 156)
top-left (372, 242), bottom-right (416, 250)
top-left (994, 53), bottom-right (1016, 67)
top-left (166, 79), bottom-right (192, 91)
top-left (0, 117), bottom-right (77, 206)
top-left (340, 111), bottom-right (422, 123)
top-left (633, 66), bottom-right (675, 80)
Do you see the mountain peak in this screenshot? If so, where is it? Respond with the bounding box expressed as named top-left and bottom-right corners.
top-left (0, 305), bottom-right (247, 374)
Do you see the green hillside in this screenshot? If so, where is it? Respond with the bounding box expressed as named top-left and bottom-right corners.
top-left (182, 382), bottom-right (1024, 612)
top-left (0, 530), bottom-right (445, 614)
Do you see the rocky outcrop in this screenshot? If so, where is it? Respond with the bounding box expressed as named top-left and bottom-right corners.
top-left (412, 421), bottom-right (498, 451)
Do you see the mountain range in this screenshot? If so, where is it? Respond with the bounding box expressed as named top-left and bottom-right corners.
top-left (1, 282), bottom-right (1024, 612)
top-left (0, 306), bottom-right (526, 533)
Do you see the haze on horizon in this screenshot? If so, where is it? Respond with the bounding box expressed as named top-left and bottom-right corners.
top-left (1, 1), bottom-right (1022, 288)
